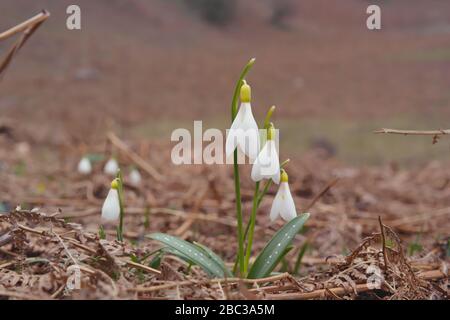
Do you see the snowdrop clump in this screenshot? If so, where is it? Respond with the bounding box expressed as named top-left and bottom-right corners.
top-left (119, 59), bottom-right (309, 280)
top-left (77, 157), bottom-right (92, 175)
top-left (224, 64), bottom-right (304, 277)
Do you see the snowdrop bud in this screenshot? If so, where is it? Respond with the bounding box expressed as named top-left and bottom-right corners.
top-left (128, 168), bottom-right (142, 186)
top-left (104, 158), bottom-right (119, 176)
top-left (101, 179), bottom-right (120, 221)
top-left (240, 81), bottom-right (251, 103)
top-left (78, 157), bottom-right (92, 175)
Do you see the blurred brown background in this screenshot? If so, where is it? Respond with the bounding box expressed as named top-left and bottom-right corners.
top-left (1, 0), bottom-right (450, 165)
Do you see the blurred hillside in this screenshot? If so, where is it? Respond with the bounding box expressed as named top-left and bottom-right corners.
top-left (1, 0), bottom-right (450, 164)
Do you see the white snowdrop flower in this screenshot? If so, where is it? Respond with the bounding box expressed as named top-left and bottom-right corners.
top-left (270, 170), bottom-right (297, 222)
top-left (251, 125), bottom-right (280, 184)
top-left (128, 168), bottom-right (142, 185)
top-left (77, 157), bottom-right (92, 175)
top-left (104, 158), bottom-right (119, 176)
top-left (101, 179), bottom-right (120, 221)
top-left (225, 81), bottom-right (260, 160)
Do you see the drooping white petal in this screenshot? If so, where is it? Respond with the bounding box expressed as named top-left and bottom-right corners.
top-left (238, 103), bottom-right (260, 159)
top-left (251, 140), bottom-right (280, 183)
top-left (269, 182), bottom-right (297, 222)
top-left (225, 104), bottom-right (245, 158)
top-left (128, 169), bottom-right (142, 185)
top-left (225, 103), bottom-right (260, 160)
top-left (279, 182), bottom-right (297, 222)
top-left (104, 158), bottom-right (119, 176)
top-left (266, 140), bottom-right (280, 183)
top-left (251, 158), bottom-right (263, 182)
top-left (101, 188), bottom-right (120, 221)
top-left (269, 193), bottom-right (282, 222)
top-left (251, 142), bottom-right (269, 182)
top-left (77, 157), bottom-right (92, 174)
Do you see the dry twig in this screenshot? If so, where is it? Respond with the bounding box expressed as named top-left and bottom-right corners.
top-left (107, 132), bottom-right (163, 181)
top-left (0, 10), bottom-right (50, 77)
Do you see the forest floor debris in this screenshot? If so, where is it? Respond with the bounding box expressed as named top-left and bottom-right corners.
top-left (0, 135), bottom-right (448, 299)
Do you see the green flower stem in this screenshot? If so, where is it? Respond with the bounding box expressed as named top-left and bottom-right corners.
top-left (241, 105), bottom-right (278, 275)
top-left (263, 106), bottom-right (276, 130)
top-left (233, 162), bottom-right (290, 275)
top-left (232, 153), bottom-right (244, 276)
top-left (231, 58), bottom-right (255, 276)
top-left (256, 179), bottom-right (272, 208)
top-left (236, 158), bottom-right (290, 274)
top-left (231, 58), bottom-right (255, 119)
top-left (116, 169), bottom-right (125, 242)
top-left (99, 225), bottom-right (106, 239)
top-left (244, 181), bottom-right (260, 275)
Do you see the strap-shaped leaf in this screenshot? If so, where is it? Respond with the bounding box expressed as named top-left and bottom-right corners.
top-left (162, 247), bottom-right (196, 266)
top-left (194, 242), bottom-right (232, 277)
top-left (247, 213), bottom-right (310, 279)
top-left (146, 233), bottom-right (228, 278)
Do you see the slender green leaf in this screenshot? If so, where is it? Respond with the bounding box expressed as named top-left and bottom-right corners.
top-left (279, 246), bottom-right (293, 273)
top-left (144, 207), bottom-right (150, 229)
top-left (149, 252), bottom-right (163, 269)
top-left (98, 225), bottom-right (106, 240)
top-left (248, 213), bottom-right (310, 279)
top-left (147, 233), bottom-right (229, 278)
top-left (446, 239), bottom-right (450, 258)
top-left (293, 241), bottom-right (309, 275)
top-left (163, 247), bottom-right (196, 266)
top-left (194, 242), bottom-right (232, 277)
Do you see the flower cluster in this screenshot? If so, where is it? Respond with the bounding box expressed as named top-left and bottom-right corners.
top-left (225, 81), bottom-right (297, 223)
top-left (87, 59), bottom-right (309, 280)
